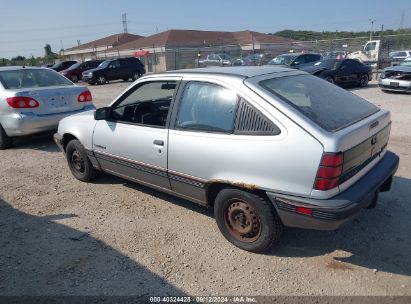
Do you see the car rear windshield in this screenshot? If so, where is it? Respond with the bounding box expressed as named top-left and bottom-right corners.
top-left (259, 74), bottom-right (379, 132)
top-left (0, 69), bottom-right (72, 89)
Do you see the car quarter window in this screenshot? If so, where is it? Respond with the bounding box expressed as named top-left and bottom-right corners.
top-left (110, 81), bottom-right (177, 127)
top-left (175, 82), bottom-right (239, 133)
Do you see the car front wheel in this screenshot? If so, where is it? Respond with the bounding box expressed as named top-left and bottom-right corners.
top-left (325, 76), bottom-right (335, 84)
top-left (214, 189), bottom-right (283, 253)
top-left (66, 139), bottom-right (97, 182)
top-left (360, 74), bottom-right (369, 87)
top-left (70, 75), bottom-right (79, 83)
top-left (97, 75), bottom-right (107, 85)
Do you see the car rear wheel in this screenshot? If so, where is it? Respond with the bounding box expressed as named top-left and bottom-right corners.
top-left (325, 76), bottom-right (335, 84)
top-left (132, 72), bottom-right (141, 81)
top-left (360, 74), bottom-right (369, 87)
top-left (214, 189), bottom-right (283, 253)
top-left (0, 124), bottom-right (12, 150)
top-left (70, 75), bottom-right (79, 83)
top-left (97, 75), bottom-right (107, 85)
top-left (66, 139), bottom-right (97, 182)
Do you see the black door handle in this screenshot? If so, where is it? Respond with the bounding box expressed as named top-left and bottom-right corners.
top-left (153, 139), bottom-right (164, 146)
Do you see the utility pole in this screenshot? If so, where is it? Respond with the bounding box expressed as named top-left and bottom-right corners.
top-left (369, 19), bottom-right (376, 40)
top-left (122, 13), bottom-right (128, 33)
top-left (400, 9), bottom-right (405, 29)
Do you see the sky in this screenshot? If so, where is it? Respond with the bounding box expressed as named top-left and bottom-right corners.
top-left (0, 0), bottom-right (410, 59)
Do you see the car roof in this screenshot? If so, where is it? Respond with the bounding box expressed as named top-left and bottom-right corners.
top-left (0, 66), bottom-right (48, 71)
top-left (164, 66), bottom-right (297, 79)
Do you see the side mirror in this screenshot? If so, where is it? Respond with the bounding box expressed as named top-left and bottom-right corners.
top-left (94, 107), bottom-right (111, 120)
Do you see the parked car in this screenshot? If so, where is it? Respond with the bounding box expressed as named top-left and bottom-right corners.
top-left (54, 66), bottom-right (398, 253)
top-left (267, 53), bottom-right (321, 69)
top-left (197, 53), bottom-right (233, 67)
top-left (60, 60), bottom-right (103, 83)
top-left (50, 61), bottom-right (78, 72)
top-left (233, 53), bottom-right (274, 66)
top-left (389, 50), bottom-right (411, 61)
top-left (322, 51), bottom-right (348, 59)
top-left (300, 58), bottom-right (372, 87)
top-left (0, 66), bottom-right (95, 149)
top-left (379, 59), bottom-right (411, 92)
top-left (82, 57), bottom-right (145, 85)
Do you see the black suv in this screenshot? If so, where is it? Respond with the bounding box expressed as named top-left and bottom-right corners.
top-left (60, 60), bottom-right (103, 83)
top-left (82, 57), bottom-right (145, 85)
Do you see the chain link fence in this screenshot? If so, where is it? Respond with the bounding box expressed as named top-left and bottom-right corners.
top-left (134, 34), bottom-right (411, 73)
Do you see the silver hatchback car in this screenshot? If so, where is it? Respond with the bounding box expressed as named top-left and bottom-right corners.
top-left (54, 66), bottom-right (399, 253)
top-left (0, 66), bottom-right (95, 149)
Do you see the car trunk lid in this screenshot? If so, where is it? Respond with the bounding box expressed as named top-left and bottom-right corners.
top-left (11, 86), bottom-right (88, 115)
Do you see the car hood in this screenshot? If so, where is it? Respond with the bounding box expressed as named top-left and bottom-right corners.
top-left (82, 67), bottom-right (102, 74)
top-left (299, 66), bottom-right (328, 74)
top-left (383, 66), bottom-right (411, 73)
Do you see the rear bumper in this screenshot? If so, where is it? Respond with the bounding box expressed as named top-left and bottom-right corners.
top-left (267, 151), bottom-right (399, 230)
top-left (1, 105), bottom-right (95, 137)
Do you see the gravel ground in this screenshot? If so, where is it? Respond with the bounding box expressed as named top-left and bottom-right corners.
top-left (0, 79), bottom-right (410, 296)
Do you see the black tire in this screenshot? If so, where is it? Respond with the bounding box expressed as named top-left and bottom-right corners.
top-left (122, 77), bottom-right (129, 82)
top-left (214, 188), bottom-right (283, 253)
top-left (88, 81), bottom-right (95, 85)
top-left (0, 124), bottom-right (12, 150)
top-left (325, 76), bottom-right (335, 84)
top-left (359, 74), bottom-right (369, 87)
top-left (96, 75), bottom-right (107, 85)
top-left (132, 71), bottom-right (141, 81)
top-left (66, 139), bottom-right (97, 182)
top-left (70, 74), bottom-right (79, 83)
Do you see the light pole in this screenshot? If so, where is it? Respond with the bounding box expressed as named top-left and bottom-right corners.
top-left (369, 19), bottom-right (376, 40)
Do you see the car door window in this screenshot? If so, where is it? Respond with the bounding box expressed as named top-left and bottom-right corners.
top-left (176, 82), bottom-right (239, 133)
top-left (293, 55), bottom-right (306, 65)
top-left (109, 61), bottom-right (120, 69)
top-left (111, 81), bottom-right (177, 127)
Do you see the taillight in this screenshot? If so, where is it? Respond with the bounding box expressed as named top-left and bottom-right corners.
top-left (6, 97), bottom-right (39, 108)
top-left (314, 153), bottom-right (343, 191)
top-left (77, 91), bottom-right (92, 102)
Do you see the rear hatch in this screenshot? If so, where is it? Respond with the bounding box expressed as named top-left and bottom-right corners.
top-left (255, 73), bottom-right (392, 193)
top-left (342, 126), bottom-right (390, 181)
top-left (13, 86), bottom-right (88, 115)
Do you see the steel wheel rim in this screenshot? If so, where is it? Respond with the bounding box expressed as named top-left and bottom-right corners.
top-left (326, 77), bottom-right (334, 84)
top-left (98, 76), bottom-right (105, 84)
top-left (71, 75), bottom-right (78, 82)
top-left (71, 150), bottom-right (85, 173)
top-left (224, 200), bottom-right (262, 243)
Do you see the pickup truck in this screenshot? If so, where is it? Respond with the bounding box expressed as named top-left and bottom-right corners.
top-left (197, 53), bottom-right (233, 67)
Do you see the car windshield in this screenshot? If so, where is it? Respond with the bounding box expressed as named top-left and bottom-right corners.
top-left (66, 63), bottom-right (81, 70)
top-left (0, 69), bottom-right (73, 89)
top-left (98, 60), bottom-right (111, 68)
top-left (399, 60), bottom-right (411, 67)
top-left (313, 59), bottom-right (340, 69)
top-left (259, 74), bottom-right (379, 132)
top-left (268, 55), bottom-right (297, 65)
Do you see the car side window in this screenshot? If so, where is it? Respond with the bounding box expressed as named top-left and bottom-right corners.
top-left (109, 61), bottom-right (120, 69)
top-left (293, 55), bottom-right (306, 65)
top-left (176, 82), bottom-right (239, 133)
top-left (111, 81), bottom-right (177, 127)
